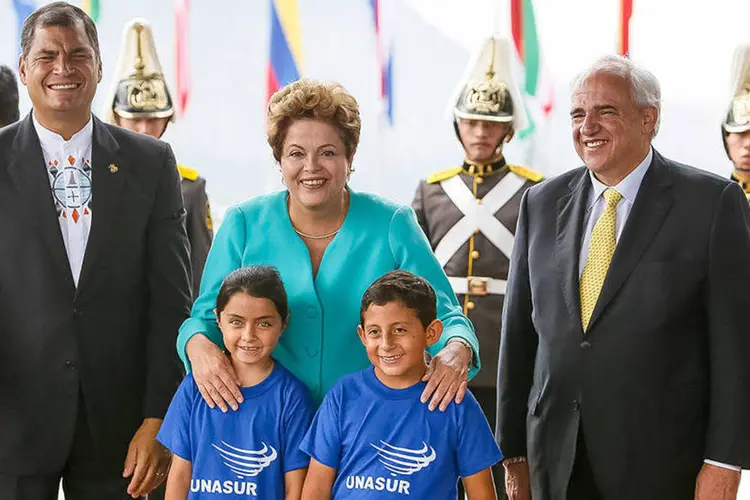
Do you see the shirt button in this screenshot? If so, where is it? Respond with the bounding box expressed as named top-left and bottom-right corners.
top-left (306, 347), bottom-right (318, 357)
top-left (466, 301), bottom-right (475, 310)
top-left (572, 400), bottom-right (580, 411)
top-left (471, 250), bottom-right (480, 259)
top-left (476, 198), bottom-right (483, 205)
top-left (65, 360), bottom-right (76, 370)
top-left (476, 177), bottom-right (484, 184)
top-left (73, 308), bottom-right (82, 318)
top-left (580, 341), bottom-right (591, 349)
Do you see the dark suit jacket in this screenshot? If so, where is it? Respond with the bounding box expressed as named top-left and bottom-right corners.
top-left (497, 150), bottom-right (750, 500)
top-left (0, 114), bottom-right (191, 475)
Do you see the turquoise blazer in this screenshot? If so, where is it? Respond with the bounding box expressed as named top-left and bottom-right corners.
top-left (177, 190), bottom-right (479, 403)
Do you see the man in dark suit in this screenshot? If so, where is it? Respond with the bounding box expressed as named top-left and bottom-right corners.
top-left (0, 3), bottom-right (191, 499)
top-left (0, 64), bottom-right (20, 127)
top-left (497, 54), bottom-right (750, 500)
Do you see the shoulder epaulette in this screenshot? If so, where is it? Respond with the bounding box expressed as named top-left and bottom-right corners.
top-left (508, 164), bottom-right (543, 182)
top-left (426, 167), bottom-right (463, 184)
top-left (177, 164), bottom-right (199, 181)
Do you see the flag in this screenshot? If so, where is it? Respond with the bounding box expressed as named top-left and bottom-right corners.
top-left (618, 0), bottom-right (633, 57)
top-left (13, 0), bottom-right (35, 61)
top-left (81, 0), bottom-right (100, 23)
top-left (267, 0), bottom-right (303, 105)
top-left (510, 0), bottom-right (553, 140)
top-left (175, 0), bottom-right (190, 116)
top-left (370, 0), bottom-right (394, 125)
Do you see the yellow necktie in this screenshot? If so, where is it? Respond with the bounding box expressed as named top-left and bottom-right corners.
top-left (580, 188), bottom-right (622, 331)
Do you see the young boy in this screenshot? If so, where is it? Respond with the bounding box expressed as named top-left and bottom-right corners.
top-left (301, 270), bottom-right (502, 499)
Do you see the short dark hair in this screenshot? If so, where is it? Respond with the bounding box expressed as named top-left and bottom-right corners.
top-left (360, 271), bottom-right (437, 329)
top-left (0, 65), bottom-right (19, 127)
top-left (216, 266), bottom-right (289, 323)
top-left (21, 2), bottom-right (100, 61)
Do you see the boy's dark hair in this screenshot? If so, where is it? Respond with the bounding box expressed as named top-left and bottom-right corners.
top-left (216, 266), bottom-right (289, 322)
top-left (21, 2), bottom-right (100, 62)
top-left (0, 65), bottom-right (19, 127)
top-left (360, 270), bottom-right (437, 329)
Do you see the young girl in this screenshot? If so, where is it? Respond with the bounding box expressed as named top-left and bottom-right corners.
top-left (157, 266), bottom-right (315, 499)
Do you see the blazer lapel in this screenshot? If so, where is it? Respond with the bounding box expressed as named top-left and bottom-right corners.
top-left (76, 117), bottom-right (125, 294)
top-left (587, 150), bottom-right (674, 331)
top-left (7, 114), bottom-right (75, 292)
top-left (555, 169), bottom-right (590, 333)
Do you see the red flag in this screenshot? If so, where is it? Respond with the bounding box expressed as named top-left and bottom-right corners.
top-left (618, 0), bottom-right (633, 57)
top-left (175, 0), bottom-right (190, 116)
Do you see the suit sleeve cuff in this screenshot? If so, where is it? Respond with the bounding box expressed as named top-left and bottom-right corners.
top-left (704, 459), bottom-right (741, 471)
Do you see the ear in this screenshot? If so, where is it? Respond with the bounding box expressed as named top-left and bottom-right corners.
top-left (18, 57), bottom-right (27, 85)
top-left (424, 319), bottom-right (444, 347)
top-left (357, 325), bottom-right (367, 347)
top-left (641, 106), bottom-right (658, 136)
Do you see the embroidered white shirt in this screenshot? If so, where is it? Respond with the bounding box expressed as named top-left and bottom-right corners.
top-left (33, 113), bottom-right (93, 286)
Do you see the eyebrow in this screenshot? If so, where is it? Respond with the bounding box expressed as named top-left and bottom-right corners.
top-left (224, 313), bottom-right (246, 320)
top-left (570, 104), bottom-right (618, 116)
top-left (287, 143), bottom-right (338, 150)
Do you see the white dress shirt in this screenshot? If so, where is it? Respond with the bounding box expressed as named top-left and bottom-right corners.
top-left (33, 113), bottom-right (93, 286)
top-left (578, 147), bottom-right (740, 472)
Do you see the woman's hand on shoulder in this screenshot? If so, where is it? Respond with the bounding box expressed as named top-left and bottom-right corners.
top-left (420, 341), bottom-right (471, 411)
top-left (185, 334), bottom-right (243, 412)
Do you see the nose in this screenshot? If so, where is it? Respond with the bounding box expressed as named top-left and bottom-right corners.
top-left (240, 326), bottom-right (257, 343)
top-left (52, 55), bottom-right (73, 75)
top-left (580, 114), bottom-right (599, 137)
top-left (380, 332), bottom-right (396, 351)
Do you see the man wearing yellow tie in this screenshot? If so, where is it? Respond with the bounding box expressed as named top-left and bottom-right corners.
top-left (497, 55), bottom-right (750, 500)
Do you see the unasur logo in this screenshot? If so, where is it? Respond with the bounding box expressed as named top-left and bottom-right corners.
top-left (212, 441), bottom-right (278, 478)
top-left (370, 440), bottom-right (437, 476)
top-left (188, 441), bottom-right (278, 496)
top-left (343, 440), bottom-right (437, 495)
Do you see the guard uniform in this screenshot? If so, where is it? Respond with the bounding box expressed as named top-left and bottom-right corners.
top-left (723, 42), bottom-right (750, 200)
top-left (102, 18), bottom-right (213, 297)
top-left (412, 35), bottom-right (542, 497)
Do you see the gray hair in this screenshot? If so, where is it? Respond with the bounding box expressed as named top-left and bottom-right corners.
top-left (571, 55), bottom-right (661, 136)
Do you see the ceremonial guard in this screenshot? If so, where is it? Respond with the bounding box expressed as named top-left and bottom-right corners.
top-left (104, 18), bottom-right (213, 296)
top-left (723, 42), bottom-right (750, 200)
top-left (412, 35), bottom-right (542, 494)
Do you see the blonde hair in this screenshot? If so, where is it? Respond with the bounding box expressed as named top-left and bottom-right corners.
top-left (266, 79), bottom-right (361, 162)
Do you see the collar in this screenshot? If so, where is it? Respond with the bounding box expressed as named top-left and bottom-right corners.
top-left (587, 147), bottom-right (653, 209)
top-left (32, 111), bottom-right (93, 152)
top-left (731, 173), bottom-right (750, 194)
top-left (462, 156), bottom-right (507, 177)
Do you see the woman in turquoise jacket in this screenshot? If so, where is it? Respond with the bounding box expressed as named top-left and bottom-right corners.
top-left (177, 80), bottom-right (479, 410)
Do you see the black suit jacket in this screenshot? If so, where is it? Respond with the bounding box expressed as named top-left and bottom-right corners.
top-left (497, 150), bottom-right (750, 499)
top-left (0, 114), bottom-right (191, 475)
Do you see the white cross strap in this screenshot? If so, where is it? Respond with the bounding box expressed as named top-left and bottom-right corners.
top-left (433, 172), bottom-right (526, 267)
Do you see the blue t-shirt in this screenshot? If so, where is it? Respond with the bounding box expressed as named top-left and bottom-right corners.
top-left (157, 362), bottom-right (315, 499)
top-left (300, 366), bottom-right (502, 499)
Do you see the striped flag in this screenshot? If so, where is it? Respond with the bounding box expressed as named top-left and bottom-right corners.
top-left (370, 0), bottom-right (394, 126)
top-left (12, 0), bottom-right (35, 61)
top-left (618, 0), bottom-right (633, 57)
top-left (81, 0), bottom-right (100, 22)
top-left (175, 0), bottom-right (190, 116)
top-left (267, 0), bottom-right (303, 105)
top-left (510, 0), bottom-right (553, 140)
